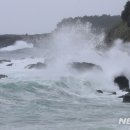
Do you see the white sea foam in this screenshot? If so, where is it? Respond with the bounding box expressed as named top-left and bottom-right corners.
top-left (1, 23), bottom-right (130, 94)
top-left (0, 22), bottom-right (130, 130)
top-left (0, 40), bottom-right (33, 51)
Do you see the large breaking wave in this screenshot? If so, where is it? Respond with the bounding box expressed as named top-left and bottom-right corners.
top-left (0, 22), bottom-right (130, 93)
top-left (0, 22), bottom-right (130, 130)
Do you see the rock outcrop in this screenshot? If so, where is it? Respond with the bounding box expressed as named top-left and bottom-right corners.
top-left (96, 90), bottom-right (116, 95)
top-left (114, 75), bottom-right (129, 91)
top-left (121, 1), bottom-right (130, 27)
top-left (25, 62), bottom-right (46, 69)
top-left (71, 62), bottom-right (102, 72)
top-left (123, 93), bottom-right (130, 103)
top-left (96, 90), bottom-right (103, 94)
top-left (6, 63), bottom-right (13, 66)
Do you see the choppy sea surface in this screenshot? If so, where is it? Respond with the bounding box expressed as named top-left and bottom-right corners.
top-left (0, 24), bottom-right (130, 130)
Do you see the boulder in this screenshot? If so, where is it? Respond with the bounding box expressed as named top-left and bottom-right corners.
top-left (96, 90), bottom-right (116, 95)
top-left (71, 62), bottom-right (102, 72)
top-left (25, 62), bottom-right (46, 69)
top-left (96, 90), bottom-right (103, 94)
top-left (6, 63), bottom-right (13, 66)
top-left (123, 93), bottom-right (130, 103)
top-left (0, 74), bottom-right (8, 79)
top-left (114, 75), bottom-right (129, 91)
top-left (118, 95), bottom-right (125, 98)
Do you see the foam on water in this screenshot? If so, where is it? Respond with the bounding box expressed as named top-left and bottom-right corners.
top-left (0, 23), bottom-right (129, 96)
top-left (0, 41), bottom-right (33, 51)
top-left (0, 22), bottom-right (130, 130)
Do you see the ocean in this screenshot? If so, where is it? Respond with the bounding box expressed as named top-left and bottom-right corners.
top-left (0, 23), bottom-right (129, 130)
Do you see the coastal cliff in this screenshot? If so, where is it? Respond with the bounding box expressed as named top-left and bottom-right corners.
top-left (0, 15), bottom-right (121, 48)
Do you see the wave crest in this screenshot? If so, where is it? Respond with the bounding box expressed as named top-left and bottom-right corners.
top-left (0, 41), bottom-right (33, 51)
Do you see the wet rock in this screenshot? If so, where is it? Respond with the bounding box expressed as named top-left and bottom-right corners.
top-left (112, 92), bottom-right (117, 95)
top-left (123, 93), bottom-right (130, 103)
top-left (97, 90), bottom-right (103, 94)
top-left (71, 62), bottom-right (102, 72)
top-left (0, 74), bottom-right (8, 79)
top-left (107, 91), bottom-right (117, 95)
top-left (25, 62), bottom-right (46, 69)
top-left (114, 75), bottom-right (129, 91)
top-left (0, 59), bottom-right (11, 63)
top-left (96, 90), bottom-right (116, 95)
top-left (118, 95), bottom-right (125, 98)
top-left (6, 63), bottom-right (13, 66)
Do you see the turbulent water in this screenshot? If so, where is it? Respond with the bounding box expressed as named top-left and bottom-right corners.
top-left (0, 23), bottom-right (130, 130)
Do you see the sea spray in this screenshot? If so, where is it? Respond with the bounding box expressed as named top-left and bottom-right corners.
top-left (0, 22), bottom-right (129, 91)
top-left (0, 41), bottom-right (33, 51)
top-left (0, 22), bottom-right (130, 130)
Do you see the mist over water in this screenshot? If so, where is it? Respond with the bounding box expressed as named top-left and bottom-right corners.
top-left (0, 22), bottom-right (130, 130)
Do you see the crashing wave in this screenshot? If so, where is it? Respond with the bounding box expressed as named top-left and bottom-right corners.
top-left (0, 40), bottom-right (33, 51)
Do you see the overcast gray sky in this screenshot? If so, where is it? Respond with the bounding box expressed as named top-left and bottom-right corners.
top-left (0, 0), bottom-right (127, 34)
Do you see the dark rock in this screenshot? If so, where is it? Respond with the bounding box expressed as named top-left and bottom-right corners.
top-left (112, 92), bottom-right (117, 95)
top-left (0, 35), bottom-right (22, 48)
top-left (107, 91), bottom-right (117, 95)
top-left (121, 1), bottom-right (130, 27)
top-left (118, 95), bottom-right (125, 98)
top-left (124, 88), bottom-right (130, 93)
top-left (25, 62), bottom-right (46, 69)
top-left (0, 74), bottom-right (8, 79)
top-left (0, 59), bottom-right (11, 63)
top-left (123, 93), bottom-right (130, 103)
top-left (96, 90), bottom-right (103, 94)
top-left (114, 75), bottom-right (129, 91)
top-left (71, 62), bottom-right (102, 72)
top-left (96, 90), bottom-right (116, 95)
top-left (6, 63), bottom-right (13, 66)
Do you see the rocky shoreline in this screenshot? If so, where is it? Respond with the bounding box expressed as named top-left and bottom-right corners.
top-left (0, 33), bottom-right (52, 48)
top-left (0, 59), bottom-right (130, 103)
top-left (0, 15), bottom-right (121, 48)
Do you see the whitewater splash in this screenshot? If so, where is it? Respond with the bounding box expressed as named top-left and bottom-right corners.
top-left (0, 22), bottom-right (130, 130)
top-left (0, 40), bottom-right (33, 51)
top-left (0, 22), bottom-right (130, 94)
top-left (0, 23), bottom-right (130, 92)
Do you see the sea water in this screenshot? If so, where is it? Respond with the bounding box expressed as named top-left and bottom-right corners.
top-left (0, 23), bottom-right (129, 130)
